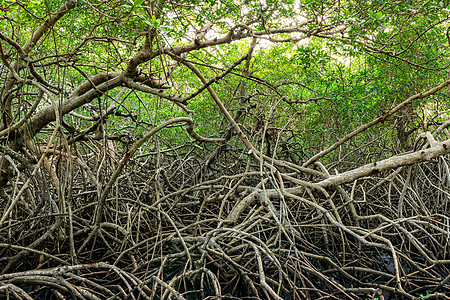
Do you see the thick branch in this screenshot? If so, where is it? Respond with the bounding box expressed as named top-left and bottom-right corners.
top-left (22, 1), bottom-right (78, 54)
top-left (1, 1), bottom-right (78, 129)
top-left (24, 72), bottom-right (123, 139)
top-left (227, 138), bottom-right (450, 223)
top-left (124, 22), bottom-right (331, 77)
top-left (303, 77), bottom-right (450, 167)
top-left (317, 138), bottom-right (450, 188)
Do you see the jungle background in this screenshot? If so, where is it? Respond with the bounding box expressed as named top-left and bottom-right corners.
top-left (1, 0), bottom-right (450, 299)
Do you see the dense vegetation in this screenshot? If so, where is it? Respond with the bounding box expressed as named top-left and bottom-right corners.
top-left (1, 0), bottom-right (450, 299)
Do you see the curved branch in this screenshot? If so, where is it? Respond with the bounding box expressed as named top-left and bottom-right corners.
top-left (78, 117), bottom-right (222, 252)
top-left (0, 91), bottom-right (43, 138)
top-left (24, 72), bottom-right (123, 139)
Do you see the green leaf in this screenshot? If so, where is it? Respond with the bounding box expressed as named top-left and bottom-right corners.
top-left (134, 0), bottom-right (144, 5)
